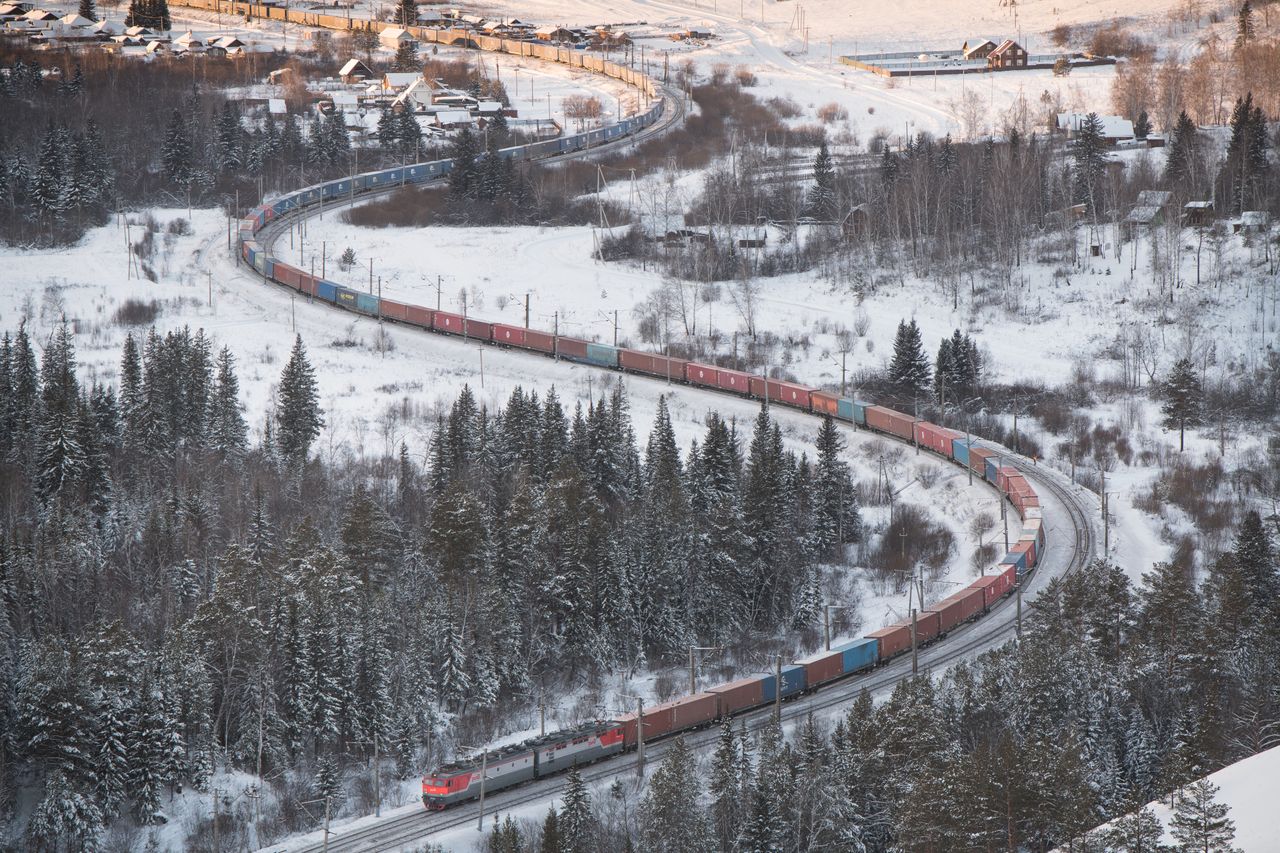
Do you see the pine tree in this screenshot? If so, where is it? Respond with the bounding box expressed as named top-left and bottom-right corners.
top-left (214, 101), bottom-right (243, 173)
top-left (640, 737), bottom-right (711, 852)
top-left (539, 807), bottom-right (561, 853)
top-left (275, 335), bottom-right (324, 466)
top-left (813, 416), bottom-right (860, 558)
top-left (315, 756), bottom-right (343, 809)
top-left (707, 721), bottom-right (741, 852)
top-left (397, 0), bottom-right (415, 25)
top-left (9, 325), bottom-right (40, 467)
top-left (1235, 0), bottom-right (1255, 48)
top-left (377, 108), bottom-right (399, 151)
top-left (809, 138), bottom-right (836, 220)
top-left (1170, 779), bottom-right (1240, 853)
top-left (1072, 112), bottom-right (1107, 213)
top-left (78, 0), bottom-right (97, 22)
top-left (31, 123), bottom-right (68, 219)
top-left (887, 318), bottom-right (931, 406)
top-left (1160, 357), bottom-right (1203, 452)
top-left (1105, 805), bottom-right (1165, 853)
top-left (397, 109), bottom-right (422, 157)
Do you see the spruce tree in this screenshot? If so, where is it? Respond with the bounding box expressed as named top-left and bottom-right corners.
top-left (1072, 112), bottom-right (1107, 213)
top-left (394, 39), bottom-right (420, 72)
top-left (162, 108), bottom-right (192, 187)
top-left (397, 0), bottom-right (415, 26)
top-left (1165, 111), bottom-right (1200, 194)
top-left (1104, 805), bottom-right (1164, 853)
top-left (559, 767), bottom-right (593, 853)
top-left (37, 323), bottom-right (86, 503)
top-left (887, 318), bottom-right (931, 406)
top-left (448, 126), bottom-right (480, 199)
top-left (1160, 357), bottom-right (1203, 452)
top-left (1235, 0), bottom-right (1255, 48)
top-left (1134, 110), bottom-right (1152, 139)
top-left (27, 770), bottom-right (103, 851)
top-left (809, 138), bottom-right (836, 220)
top-left (207, 345), bottom-right (247, 458)
top-left (275, 335), bottom-right (324, 466)
top-left (78, 0), bottom-right (97, 21)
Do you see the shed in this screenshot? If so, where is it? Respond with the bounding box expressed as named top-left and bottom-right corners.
top-left (331, 90), bottom-right (359, 112)
top-left (987, 38), bottom-right (1027, 69)
top-left (173, 30), bottom-right (203, 49)
top-left (842, 204), bottom-right (870, 239)
top-left (1234, 211), bottom-right (1271, 234)
top-left (1183, 200), bottom-right (1214, 226)
top-left (1123, 206), bottom-right (1161, 227)
top-left (1134, 189), bottom-right (1172, 210)
top-left (339, 57), bottom-right (372, 83)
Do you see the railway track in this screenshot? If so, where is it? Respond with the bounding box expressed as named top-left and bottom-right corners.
top-left (267, 431), bottom-right (1096, 852)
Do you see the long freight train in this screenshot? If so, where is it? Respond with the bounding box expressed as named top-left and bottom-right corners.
top-left (234, 124), bottom-right (1047, 818)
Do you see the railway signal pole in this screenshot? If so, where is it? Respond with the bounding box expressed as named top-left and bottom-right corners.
top-left (458, 744), bottom-right (490, 831)
top-left (910, 609), bottom-right (919, 675)
top-left (774, 655), bottom-right (783, 721)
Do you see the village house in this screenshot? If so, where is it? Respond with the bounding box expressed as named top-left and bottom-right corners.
top-left (339, 57), bottom-right (373, 84)
top-left (961, 38), bottom-right (996, 59)
top-left (987, 38), bottom-right (1027, 69)
top-left (534, 24), bottom-right (574, 43)
top-left (1233, 211), bottom-right (1270, 234)
top-left (1183, 200), bottom-right (1214, 226)
top-left (378, 26), bottom-right (416, 49)
top-left (1055, 113), bottom-right (1135, 146)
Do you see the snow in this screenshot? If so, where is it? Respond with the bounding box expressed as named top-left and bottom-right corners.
top-left (1065, 745), bottom-right (1280, 852)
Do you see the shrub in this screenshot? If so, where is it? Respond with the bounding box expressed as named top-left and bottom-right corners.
top-left (818, 102), bottom-right (849, 123)
top-left (735, 66), bottom-right (759, 87)
top-left (1089, 22), bottom-right (1153, 59)
top-left (114, 298), bottom-right (160, 326)
top-left (1050, 23), bottom-right (1072, 47)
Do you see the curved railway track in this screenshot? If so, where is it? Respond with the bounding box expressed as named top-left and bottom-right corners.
top-left (265, 419), bottom-right (1096, 852)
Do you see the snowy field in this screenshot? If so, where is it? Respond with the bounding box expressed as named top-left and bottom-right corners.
top-left (1064, 744), bottom-right (1280, 852)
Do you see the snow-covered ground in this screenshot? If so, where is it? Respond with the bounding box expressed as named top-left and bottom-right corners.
top-left (1066, 744), bottom-right (1280, 852)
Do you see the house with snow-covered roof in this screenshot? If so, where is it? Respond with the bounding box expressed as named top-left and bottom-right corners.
top-left (339, 57), bottom-right (372, 83)
top-left (378, 26), bottom-right (416, 48)
top-left (1055, 113), bottom-right (1134, 146)
top-left (961, 38), bottom-right (997, 59)
top-left (987, 39), bottom-right (1027, 69)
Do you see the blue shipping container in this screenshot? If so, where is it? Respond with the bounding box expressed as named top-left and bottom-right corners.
top-left (985, 456), bottom-right (1004, 484)
top-left (835, 638), bottom-right (879, 675)
top-left (585, 343), bottom-right (618, 368)
top-left (316, 281), bottom-right (338, 302)
top-left (781, 664), bottom-right (806, 698)
top-left (836, 398), bottom-right (855, 422)
top-left (761, 674), bottom-right (776, 703)
top-left (1003, 548), bottom-right (1028, 573)
top-left (335, 287), bottom-right (359, 310)
top-left (356, 293), bottom-right (379, 314)
top-left (852, 400), bottom-right (871, 426)
top-left (953, 438), bottom-right (977, 468)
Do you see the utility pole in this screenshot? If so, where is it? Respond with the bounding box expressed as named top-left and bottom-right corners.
top-left (368, 257), bottom-right (374, 294)
top-left (322, 240), bottom-right (326, 279)
top-left (636, 696), bottom-right (645, 775)
top-left (1015, 584), bottom-right (1023, 641)
top-left (212, 788), bottom-right (220, 853)
top-left (614, 308), bottom-right (619, 346)
top-left (966, 431), bottom-right (973, 485)
top-left (688, 646), bottom-right (724, 693)
top-left (373, 732), bottom-right (380, 817)
top-left (525, 292), bottom-right (531, 329)
top-left (436, 274), bottom-right (442, 311)
top-left (910, 609), bottom-right (919, 675)
top-left (773, 655), bottom-right (784, 720)
top-left (476, 749), bottom-right (486, 832)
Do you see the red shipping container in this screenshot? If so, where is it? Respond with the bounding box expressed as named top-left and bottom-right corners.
top-left (618, 349), bottom-right (689, 381)
top-left (911, 611), bottom-right (942, 644)
top-left (866, 624), bottom-right (913, 661)
top-left (795, 648), bottom-right (844, 687)
top-left (914, 422), bottom-right (963, 457)
top-left (970, 565), bottom-right (1017, 607)
top-left (274, 262), bottom-right (302, 289)
top-left (555, 337), bottom-right (589, 360)
top-left (716, 368), bottom-right (751, 394)
top-left (298, 273), bottom-right (318, 297)
top-left (380, 299), bottom-right (409, 322)
top-left (748, 376), bottom-right (813, 410)
top-left (618, 693), bottom-right (718, 748)
top-left (523, 329), bottom-right (556, 354)
top-left (707, 677), bottom-right (765, 718)
top-left (811, 391), bottom-right (841, 418)
top-left (405, 305), bottom-right (433, 329)
top-left (685, 363), bottom-right (719, 388)
top-left (926, 588), bottom-right (985, 633)
top-left (492, 323), bottom-right (528, 347)
top-left (866, 406), bottom-right (917, 442)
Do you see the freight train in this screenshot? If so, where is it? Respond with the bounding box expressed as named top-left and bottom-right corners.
top-left (239, 193), bottom-right (1046, 813)
top-left (232, 63), bottom-right (1046, 812)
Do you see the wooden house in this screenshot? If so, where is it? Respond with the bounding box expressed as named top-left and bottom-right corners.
top-left (987, 39), bottom-right (1027, 69)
